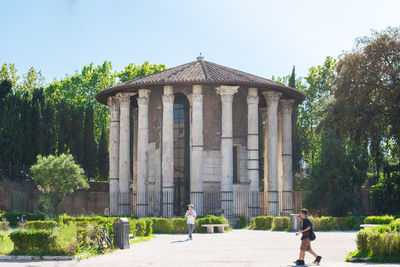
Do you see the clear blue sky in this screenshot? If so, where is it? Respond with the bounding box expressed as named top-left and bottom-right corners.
top-left (1, 0), bottom-right (399, 83)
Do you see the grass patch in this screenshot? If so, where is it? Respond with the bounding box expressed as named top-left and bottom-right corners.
top-left (129, 235), bottom-right (155, 245)
top-left (346, 250), bottom-right (400, 263)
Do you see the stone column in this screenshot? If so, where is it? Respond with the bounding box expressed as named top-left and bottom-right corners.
top-left (263, 91), bottom-right (282, 216)
top-left (162, 86), bottom-right (174, 218)
top-left (277, 106), bottom-right (283, 215)
top-left (217, 85), bottom-right (239, 219)
top-left (281, 99), bottom-right (295, 215)
top-left (191, 85), bottom-right (204, 216)
top-left (117, 92), bottom-right (134, 215)
top-left (137, 89), bottom-right (150, 217)
top-left (132, 108), bottom-right (138, 216)
top-left (261, 108), bottom-right (269, 216)
top-left (107, 96), bottom-right (120, 215)
top-left (247, 88), bottom-right (260, 217)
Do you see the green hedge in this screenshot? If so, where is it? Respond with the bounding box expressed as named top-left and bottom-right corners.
top-left (151, 218), bottom-right (173, 233)
top-left (195, 215), bottom-right (229, 233)
top-left (364, 215), bottom-right (394, 225)
top-left (272, 217), bottom-right (290, 231)
top-left (236, 216), bottom-right (247, 229)
top-left (0, 212), bottom-right (45, 227)
top-left (172, 218), bottom-right (188, 233)
top-left (310, 216), bottom-right (360, 231)
top-left (354, 220), bottom-right (400, 261)
top-left (251, 216), bottom-right (273, 230)
top-left (25, 221), bottom-right (57, 230)
top-left (9, 230), bottom-right (56, 255)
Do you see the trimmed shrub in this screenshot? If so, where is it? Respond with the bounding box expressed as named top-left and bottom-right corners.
top-left (364, 215), bottom-right (394, 225)
top-left (236, 216), bottom-right (247, 229)
top-left (144, 218), bottom-right (153, 236)
top-left (9, 230), bottom-right (56, 255)
top-left (172, 218), bottom-right (188, 233)
top-left (356, 227), bottom-right (371, 251)
top-left (272, 217), bottom-right (290, 231)
top-left (195, 215), bottom-right (229, 233)
top-left (252, 216), bottom-right (273, 230)
top-left (310, 217), bottom-right (322, 231)
top-left (128, 218), bottom-right (137, 236)
top-left (151, 218), bottom-right (172, 234)
top-left (0, 212), bottom-right (45, 227)
top-left (25, 221), bottom-right (57, 230)
top-left (135, 219), bottom-right (147, 237)
top-left (320, 216), bottom-right (335, 231)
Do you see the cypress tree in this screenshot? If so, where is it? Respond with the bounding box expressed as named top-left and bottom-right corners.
top-left (98, 124), bottom-right (109, 180)
top-left (289, 66), bottom-right (302, 174)
top-left (42, 101), bottom-right (56, 155)
top-left (83, 105), bottom-right (98, 179)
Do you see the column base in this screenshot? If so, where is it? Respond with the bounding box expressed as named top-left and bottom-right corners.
top-left (190, 192), bottom-right (204, 216)
top-left (267, 190), bottom-right (279, 216)
top-left (248, 191), bottom-right (260, 217)
top-left (162, 187), bottom-right (174, 219)
top-left (118, 192), bottom-right (131, 216)
top-left (221, 191), bottom-right (233, 219)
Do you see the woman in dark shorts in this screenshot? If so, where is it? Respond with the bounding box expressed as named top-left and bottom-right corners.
top-left (295, 209), bottom-right (322, 265)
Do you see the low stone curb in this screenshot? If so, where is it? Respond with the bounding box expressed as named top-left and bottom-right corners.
top-left (0, 255), bottom-right (75, 261)
top-left (347, 257), bottom-right (369, 262)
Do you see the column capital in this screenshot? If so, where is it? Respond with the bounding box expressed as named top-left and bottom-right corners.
top-left (262, 91), bottom-right (282, 103)
top-left (192, 85), bottom-right (203, 103)
top-left (280, 99), bottom-right (295, 114)
top-left (247, 95), bottom-right (259, 105)
top-left (107, 96), bottom-right (120, 112)
top-left (116, 92), bottom-right (135, 108)
top-left (138, 89), bottom-right (151, 106)
top-left (216, 85), bottom-right (239, 96)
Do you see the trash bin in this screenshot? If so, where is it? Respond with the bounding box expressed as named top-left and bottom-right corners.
top-left (113, 218), bottom-right (130, 249)
top-left (290, 214), bottom-right (300, 232)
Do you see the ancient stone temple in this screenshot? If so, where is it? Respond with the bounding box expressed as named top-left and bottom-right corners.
top-left (96, 57), bottom-right (304, 218)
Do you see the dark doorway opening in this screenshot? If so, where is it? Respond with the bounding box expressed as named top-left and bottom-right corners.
top-left (173, 93), bottom-right (190, 216)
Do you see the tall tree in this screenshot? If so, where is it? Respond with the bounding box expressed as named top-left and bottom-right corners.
top-left (289, 66), bottom-right (302, 174)
top-left (83, 106), bottom-right (97, 179)
top-left (98, 125), bottom-right (108, 181)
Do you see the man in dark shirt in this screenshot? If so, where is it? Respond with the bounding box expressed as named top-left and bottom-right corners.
top-left (294, 209), bottom-right (321, 265)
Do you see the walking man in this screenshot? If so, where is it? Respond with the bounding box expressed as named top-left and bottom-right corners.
top-left (295, 209), bottom-right (321, 265)
top-left (185, 204), bottom-right (196, 240)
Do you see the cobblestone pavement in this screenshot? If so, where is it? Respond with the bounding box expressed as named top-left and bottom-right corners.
top-left (1, 230), bottom-right (398, 267)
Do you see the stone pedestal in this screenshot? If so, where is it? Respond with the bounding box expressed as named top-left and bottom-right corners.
top-left (162, 86), bottom-right (174, 218)
top-left (247, 88), bottom-right (260, 217)
top-left (107, 96), bottom-right (120, 215)
top-left (190, 85), bottom-right (204, 216)
top-left (281, 99), bottom-right (295, 215)
top-left (263, 91), bottom-right (282, 216)
top-left (217, 85), bottom-right (239, 219)
top-left (137, 89), bottom-right (150, 217)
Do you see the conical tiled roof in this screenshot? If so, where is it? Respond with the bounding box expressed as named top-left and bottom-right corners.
top-left (96, 57), bottom-right (304, 104)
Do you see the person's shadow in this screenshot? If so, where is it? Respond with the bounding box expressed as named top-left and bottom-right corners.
top-left (170, 238), bottom-right (190, 243)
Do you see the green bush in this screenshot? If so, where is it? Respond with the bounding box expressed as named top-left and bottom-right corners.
top-left (272, 217), bottom-right (290, 231)
top-left (236, 216), bottom-right (247, 228)
top-left (25, 221), bottom-right (57, 230)
top-left (310, 217), bottom-right (322, 231)
top-left (135, 219), bottom-right (147, 237)
top-left (9, 230), bottom-right (56, 255)
top-left (171, 218), bottom-right (188, 233)
top-left (364, 215), bottom-right (394, 225)
top-left (0, 218), bottom-right (10, 232)
top-left (320, 216), bottom-right (335, 231)
top-left (53, 224), bottom-right (78, 255)
top-left (0, 212), bottom-right (45, 227)
top-left (128, 218), bottom-right (137, 236)
top-left (151, 218), bottom-right (172, 234)
top-left (0, 232), bottom-right (13, 254)
top-left (195, 215), bottom-right (229, 233)
top-left (252, 216), bottom-right (273, 230)
top-left (144, 218), bottom-right (153, 236)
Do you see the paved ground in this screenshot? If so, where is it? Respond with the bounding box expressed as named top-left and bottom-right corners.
top-left (1, 230), bottom-right (399, 267)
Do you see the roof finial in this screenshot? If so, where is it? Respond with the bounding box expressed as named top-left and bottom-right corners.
top-left (197, 53), bottom-right (204, 61)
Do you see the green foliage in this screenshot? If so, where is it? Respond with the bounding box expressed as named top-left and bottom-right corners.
top-left (151, 218), bottom-right (172, 234)
top-left (251, 216), bottom-right (273, 230)
top-left (25, 221), bottom-right (57, 230)
top-left (171, 218), bottom-right (188, 233)
top-left (236, 216), bottom-right (247, 229)
top-left (310, 216), bottom-right (360, 231)
top-left (30, 154), bottom-right (88, 215)
top-left (364, 216), bottom-right (394, 225)
top-left (135, 219), bottom-right (147, 237)
top-left (97, 125), bottom-right (108, 180)
top-left (9, 230), bottom-right (56, 255)
top-left (271, 217), bottom-right (290, 231)
top-left (144, 218), bottom-right (153, 236)
top-left (83, 106), bottom-right (97, 179)
top-left (371, 172), bottom-right (400, 214)
top-left (117, 62), bottom-right (166, 82)
top-left (53, 224), bottom-right (79, 255)
top-left (0, 212), bottom-right (45, 227)
top-left (0, 232), bottom-right (13, 255)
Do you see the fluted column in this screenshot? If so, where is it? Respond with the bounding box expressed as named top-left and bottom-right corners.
top-left (191, 85), bottom-right (204, 216)
top-left (247, 88), bottom-right (260, 217)
top-left (277, 106), bottom-right (283, 215)
top-left (263, 91), bottom-right (282, 216)
top-left (281, 99), bottom-right (295, 215)
top-left (137, 89), bottom-right (150, 217)
top-left (217, 85), bottom-right (239, 219)
top-left (261, 108), bottom-right (269, 216)
top-left (107, 96), bottom-right (120, 215)
top-left (117, 93), bottom-right (134, 215)
top-left (162, 86), bottom-right (174, 218)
